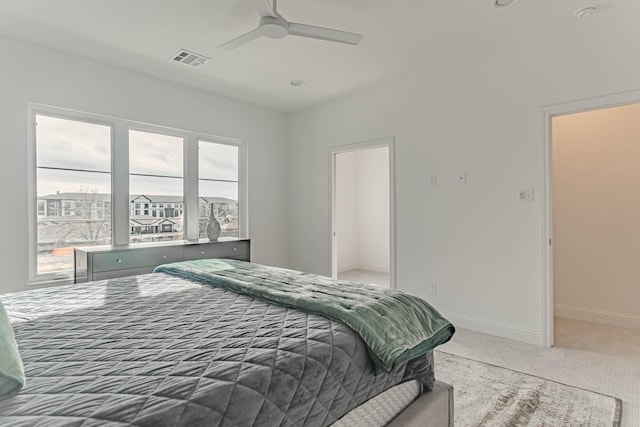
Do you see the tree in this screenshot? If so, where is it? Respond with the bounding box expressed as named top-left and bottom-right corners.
top-left (69, 187), bottom-right (111, 243)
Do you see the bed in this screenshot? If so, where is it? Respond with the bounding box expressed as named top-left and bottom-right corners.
top-left (0, 259), bottom-right (454, 426)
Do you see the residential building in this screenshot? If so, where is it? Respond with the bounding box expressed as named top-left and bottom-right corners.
top-left (36, 193), bottom-right (238, 253)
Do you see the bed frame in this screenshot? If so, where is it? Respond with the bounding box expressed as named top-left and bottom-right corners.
top-left (387, 381), bottom-right (454, 427)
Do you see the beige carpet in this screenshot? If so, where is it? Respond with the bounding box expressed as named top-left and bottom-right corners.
top-left (435, 351), bottom-right (622, 426)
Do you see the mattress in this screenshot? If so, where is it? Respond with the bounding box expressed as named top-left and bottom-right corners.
top-left (0, 272), bottom-right (435, 426)
top-left (332, 380), bottom-right (421, 426)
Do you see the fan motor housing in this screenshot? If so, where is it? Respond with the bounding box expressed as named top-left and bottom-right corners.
top-left (259, 16), bottom-right (289, 39)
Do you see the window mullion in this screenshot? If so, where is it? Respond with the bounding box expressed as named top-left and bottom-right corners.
top-left (184, 134), bottom-right (199, 241)
top-left (239, 143), bottom-right (248, 238)
top-left (27, 107), bottom-right (38, 283)
top-left (112, 121), bottom-right (130, 246)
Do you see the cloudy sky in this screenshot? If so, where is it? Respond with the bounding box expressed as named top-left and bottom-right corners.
top-left (36, 115), bottom-right (238, 200)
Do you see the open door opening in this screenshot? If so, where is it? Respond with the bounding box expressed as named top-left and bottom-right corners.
top-left (549, 102), bottom-right (640, 355)
top-left (330, 139), bottom-right (395, 288)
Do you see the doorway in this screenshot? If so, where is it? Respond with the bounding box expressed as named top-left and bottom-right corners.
top-left (546, 101), bottom-right (640, 354)
top-left (330, 138), bottom-right (395, 288)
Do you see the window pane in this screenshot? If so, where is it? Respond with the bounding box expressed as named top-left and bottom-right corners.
top-left (198, 141), bottom-right (239, 239)
top-left (36, 169), bottom-right (111, 275)
top-left (199, 180), bottom-right (239, 238)
top-left (129, 130), bottom-right (184, 243)
top-left (199, 141), bottom-right (239, 181)
top-left (36, 115), bottom-right (111, 278)
top-left (129, 175), bottom-right (183, 197)
top-left (130, 130), bottom-right (183, 176)
top-left (36, 115), bottom-right (111, 172)
top-left (37, 167), bottom-right (111, 197)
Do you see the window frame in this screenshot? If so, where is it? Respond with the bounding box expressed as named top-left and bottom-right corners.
top-left (28, 103), bottom-right (247, 287)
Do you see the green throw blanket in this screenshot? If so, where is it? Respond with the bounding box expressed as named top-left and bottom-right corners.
top-left (155, 259), bottom-right (455, 373)
top-left (0, 301), bottom-right (25, 399)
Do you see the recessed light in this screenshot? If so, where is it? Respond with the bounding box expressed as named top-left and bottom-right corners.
top-left (575, 6), bottom-right (597, 19)
top-left (493, 0), bottom-right (519, 8)
top-left (290, 80), bottom-right (305, 86)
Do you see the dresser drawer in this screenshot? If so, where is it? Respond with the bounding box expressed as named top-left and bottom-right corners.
top-left (92, 247), bottom-right (183, 272)
top-left (93, 266), bottom-right (156, 281)
top-left (184, 240), bottom-right (249, 260)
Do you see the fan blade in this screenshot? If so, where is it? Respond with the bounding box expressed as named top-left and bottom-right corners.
top-left (257, 0), bottom-right (276, 17)
top-left (288, 22), bottom-right (363, 45)
top-left (218, 28), bottom-right (262, 51)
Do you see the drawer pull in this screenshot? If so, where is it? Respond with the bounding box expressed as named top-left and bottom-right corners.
top-left (117, 259), bottom-right (122, 263)
top-left (163, 255), bottom-right (167, 258)
top-left (201, 251), bottom-right (205, 255)
top-left (233, 247), bottom-right (237, 251)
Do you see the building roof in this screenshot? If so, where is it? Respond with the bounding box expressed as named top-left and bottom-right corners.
top-left (39, 193), bottom-right (237, 204)
top-left (131, 195), bottom-right (182, 203)
top-left (130, 216), bottom-right (177, 226)
top-left (39, 192), bottom-right (111, 202)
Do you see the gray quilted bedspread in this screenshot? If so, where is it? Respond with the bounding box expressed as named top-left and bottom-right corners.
top-left (0, 272), bottom-right (434, 427)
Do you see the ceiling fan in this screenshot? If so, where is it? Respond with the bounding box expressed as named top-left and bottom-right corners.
top-left (218, 0), bottom-right (364, 51)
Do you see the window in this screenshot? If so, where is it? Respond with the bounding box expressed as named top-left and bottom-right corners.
top-left (129, 130), bottom-right (184, 242)
top-left (30, 105), bottom-right (245, 285)
top-left (35, 114), bottom-right (112, 278)
top-left (199, 141), bottom-right (240, 239)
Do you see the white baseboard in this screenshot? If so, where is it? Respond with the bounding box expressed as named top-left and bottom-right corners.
top-left (441, 311), bottom-right (542, 346)
top-left (337, 264), bottom-right (359, 273)
top-left (555, 304), bottom-right (640, 330)
top-left (338, 264), bottom-right (390, 274)
top-left (357, 263), bottom-right (390, 273)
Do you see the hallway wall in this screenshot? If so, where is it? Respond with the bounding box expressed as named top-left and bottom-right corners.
top-left (336, 147), bottom-right (390, 273)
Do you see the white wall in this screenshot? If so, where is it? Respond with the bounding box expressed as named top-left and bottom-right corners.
top-left (0, 35), bottom-right (289, 294)
top-left (336, 147), bottom-right (390, 274)
top-left (336, 151), bottom-right (358, 271)
top-left (553, 103), bottom-right (640, 329)
top-left (355, 147), bottom-right (390, 272)
top-left (289, 65), bottom-right (544, 344)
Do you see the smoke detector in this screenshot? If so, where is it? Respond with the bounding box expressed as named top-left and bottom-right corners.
top-left (493, 0), bottom-right (519, 8)
top-left (575, 6), bottom-right (597, 19)
top-left (171, 49), bottom-right (210, 68)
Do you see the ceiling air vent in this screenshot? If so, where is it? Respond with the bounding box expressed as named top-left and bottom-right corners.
top-left (171, 49), bottom-right (210, 68)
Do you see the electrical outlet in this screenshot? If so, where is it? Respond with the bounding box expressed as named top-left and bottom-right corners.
top-left (457, 172), bottom-right (467, 185)
top-left (429, 283), bottom-right (438, 295)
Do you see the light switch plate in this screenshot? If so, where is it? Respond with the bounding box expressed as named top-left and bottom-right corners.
top-left (518, 188), bottom-right (535, 202)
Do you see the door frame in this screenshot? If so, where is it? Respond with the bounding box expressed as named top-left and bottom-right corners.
top-left (329, 137), bottom-right (396, 288)
top-left (541, 90), bottom-right (640, 347)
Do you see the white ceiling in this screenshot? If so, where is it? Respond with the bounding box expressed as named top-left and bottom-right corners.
top-left (0, 0), bottom-right (638, 112)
